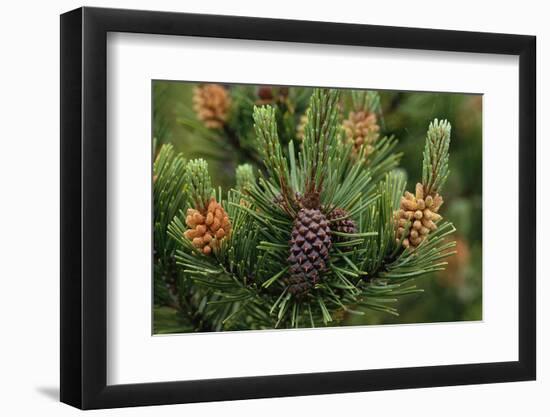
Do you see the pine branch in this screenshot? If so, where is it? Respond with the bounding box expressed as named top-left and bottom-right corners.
top-left (359, 171), bottom-right (407, 276)
top-left (184, 159), bottom-right (214, 211)
top-left (153, 144), bottom-right (186, 272)
top-left (253, 105), bottom-right (295, 214)
top-left (153, 144), bottom-right (187, 254)
top-left (301, 88), bottom-right (341, 198)
top-left (342, 89), bottom-right (397, 179)
top-left (422, 119), bottom-right (451, 195)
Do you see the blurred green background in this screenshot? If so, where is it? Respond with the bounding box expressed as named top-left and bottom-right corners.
top-left (153, 81), bottom-right (482, 329)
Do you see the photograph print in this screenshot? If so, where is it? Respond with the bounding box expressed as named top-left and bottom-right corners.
top-left (152, 82), bottom-right (482, 334)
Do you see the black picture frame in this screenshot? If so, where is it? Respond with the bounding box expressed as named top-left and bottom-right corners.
top-left (60, 6), bottom-right (536, 410)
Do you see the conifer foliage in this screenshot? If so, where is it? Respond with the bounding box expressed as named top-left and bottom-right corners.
top-left (155, 87), bottom-right (457, 331)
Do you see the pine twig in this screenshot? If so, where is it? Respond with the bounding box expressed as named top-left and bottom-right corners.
top-left (422, 119), bottom-right (451, 195)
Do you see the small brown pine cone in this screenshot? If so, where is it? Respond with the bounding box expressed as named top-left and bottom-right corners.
top-left (256, 86), bottom-right (274, 105)
top-left (287, 208), bottom-right (332, 297)
top-left (183, 198), bottom-right (231, 255)
top-left (256, 86), bottom-right (289, 105)
top-left (192, 84), bottom-right (231, 129)
top-left (327, 208), bottom-right (358, 250)
top-left (342, 111), bottom-right (380, 155)
top-left (394, 183), bottom-right (444, 249)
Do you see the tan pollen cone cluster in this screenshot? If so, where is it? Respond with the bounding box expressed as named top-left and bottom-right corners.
top-left (395, 183), bottom-right (443, 248)
top-left (184, 198), bottom-right (232, 255)
top-left (342, 110), bottom-right (380, 155)
top-left (192, 84), bottom-right (231, 129)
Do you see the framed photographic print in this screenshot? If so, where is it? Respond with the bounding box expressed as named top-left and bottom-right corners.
top-left (60, 6), bottom-right (536, 410)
